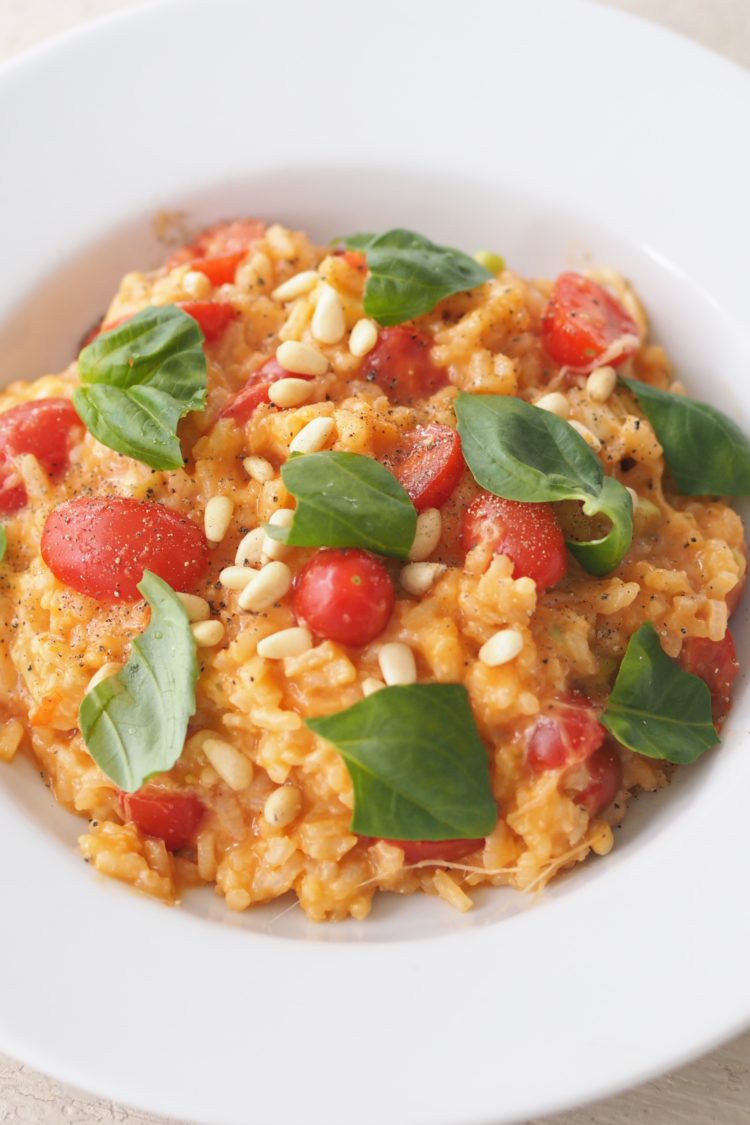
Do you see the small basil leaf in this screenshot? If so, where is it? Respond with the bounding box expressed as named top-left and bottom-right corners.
top-left (78, 570), bottom-right (199, 792)
top-left (74, 305), bottom-right (207, 471)
top-left (267, 451), bottom-right (417, 559)
top-left (568, 475), bottom-right (635, 577)
top-left (306, 683), bottom-right (497, 840)
top-left (0, 527), bottom-right (6, 562)
top-left (344, 229), bottom-right (492, 326)
top-left (601, 623), bottom-right (717, 764)
top-left (620, 377), bottom-right (750, 495)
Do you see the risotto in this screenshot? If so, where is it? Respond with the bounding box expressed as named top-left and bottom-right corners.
top-left (0, 218), bottom-right (746, 921)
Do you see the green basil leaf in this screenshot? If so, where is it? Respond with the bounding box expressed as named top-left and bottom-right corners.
top-left (601, 623), bottom-right (717, 764)
top-left (306, 684), bottom-right (497, 840)
top-left (620, 377), bottom-right (750, 495)
top-left (74, 305), bottom-right (207, 471)
top-left (78, 570), bottom-right (199, 792)
top-left (343, 228), bottom-right (492, 326)
top-left (455, 393), bottom-right (633, 576)
top-left (267, 451), bottom-right (417, 559)
top-left (0, 527), bottom-right (6, 562)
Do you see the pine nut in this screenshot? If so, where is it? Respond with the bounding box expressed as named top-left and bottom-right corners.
top-left (237, 561), bottom-right (292, 612)
top-left (272, 270), bottom-right (319, 302)
top-left (276, 340), bottom-right (329, 377)
top-left (257, 627), bottom-right (313, 659)
top-left (176, 592), bottom-right (211, 622)
top-left (626, 486), bottom-right (640, 512)
top-left (262, 508), bottom-right (295, 561)
top-left (268, 377), bottom-right (315, 408)
top-left (349, 318), bottom-right (378, 358)
top-left (586, 365), bottom-right (617, 402)
top-left (408, 508), bottom-right (442, 561)
top-left (568, 419), bottom-right (602, 452)
top-left (264, 786), bottom-right (302, 829)
top-left (378, 642), bottom-right (417, 686)
top-left (191, 620), bottom-right (226, 647)
top-left (362, 677), bottom-right (386, 697)
top-left (400, 562), bottom-right (446, 596)
top-left (289, 416), bottom-right (335, 455)
top-left (183, 269), bottom-right (211, 299)
top-left (535, 392), bottom-right (570, 418)
top-left (219, 565), bottom-right (256, 591)
top-left (235, 527), bottom-right (266, 567)
top-left (243, 455), bottom-right (275, 483)
top-left (311, 283), bottom-right (346, 345)
top-left (86, 662), bottom-right (122, 693)
top-left (202, 738), bottom-right (253, 791)
top-left (204, 496), bottom-right (234, 543)
top-left (479, 628), bottom-right (524, 667)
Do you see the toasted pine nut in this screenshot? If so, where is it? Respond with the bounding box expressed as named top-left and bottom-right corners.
top-left (272, 270), bottom-right (319, 302)
top-left (535, 392), bottom-right (570, 418)
top-left (237, 561), bottom-right (292, 612)
top-left (264, 786), bottom-right (302, 829)
top-left (362, 677), bottom-right (386, 697)
top-left (568, 419), bottom-right (602, 452)
top-left (586, 365), bottom-right (617, 402)
top-left (268, 377), bottom-right (315, 408)
top-left (219, 565), bottom-right (255, 591)
top-left (202, 738), bottom-right (253, 791)
top-left (183, 269), bottom-right (211, 299)
top-left (86, 662), bottom-right (122, 693)
top-left (479, 628), bottom-right (524, 667)
top-left (289, 416), bottom-right (335, 455)
top-left (408, 508), bottom-right (442, 562)
top-left (235, 527), bottom-right (266, 567)
top-left (626, 486), bottom-right (639, 512)
top-left (204, 496), bottom-right (234, 543)
top-left (243, 455), bottom-right (275, 483)
top-left (262, 508), bottom-right (295, 561)
top-left (378, 642), bottom-right (417, 686)
top-left (176, 592), bottom-right (211, 622)
top-left (191, 620), bottom-right (226, 647)
top-left (400, 561), bottom-right (446, 596)
top-left (349, 318), bottom-right (378, 358)
top-left (257, 627), bottom-right (313, 659)
top-left (311, 283), bottom-right (346, 345)
top-left (276, 340), bottom-right (329, 377)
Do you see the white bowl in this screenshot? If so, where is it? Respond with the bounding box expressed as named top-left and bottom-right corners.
top-left (1, 1), bottom-right (749, 1122)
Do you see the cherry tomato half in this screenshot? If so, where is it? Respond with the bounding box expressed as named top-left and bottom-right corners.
top-left (219, 359), bottom-right (309, 424)
top-left (527, 695), bottom-right (606, 772)
top-left (388, 424), bottom-right (465, 511)
top-left (572, 743), bottom-right (623, 817)
top-left (541, 272), bottom-right (639, 372)
top-left (167, 218), bottom-right (266, 269)
top-left (188, 251), bottom-right (246, 286)
top-left (177, 301), bottom-right (237, 342)
top-left (0, 399), bottom-right (83, 515)
top-left (462, 491), bottom-right (567, 590)
top-left (681, 631), bottom-right (739, 725)
top-left (292, 548), bottom-right (395, 647)
top-left (382, 837), bottom-right (484, 864)
top-left (117, 787), bottom-right (205, 851)
top-left (362, 326), bottom-right (447, 404)
top-left (42, 497), bottom-right (210, 602)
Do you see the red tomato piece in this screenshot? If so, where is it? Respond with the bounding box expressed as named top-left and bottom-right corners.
top-left (527, 696), bottom-right (606, 772)
top-left (167, 218), bottom-right (266, 268)
top-left (681, 631), bottom-right (739, 724)
top-left (382, 837), bottom-right (484, 864)
top-left (388, 424), bottom-right (465, 512)
top-left (462, 491), bottom-right (567, 589)
top-left (219, 359), bottom-right (306, 424)
top-left (0, 399), bottom-right (83, 515)
top-left (177, 301), bottom-right (237, 342)
top-left (572, 744), bottom-right (623, 817)
top-left (117, 787), bottom-right (204, 851)
top-left (292, 548), bottom-right (395, 647)
top-left (41, 497), bottom-right (210, 603)
top-left (342, 249), bottom-right (367, 272)
top-left (188, 251), bottom-right (245, 287)
top-left (362, 326), bottom-right (447, 403)
top-left (541, 272), bottom-right (639, 372)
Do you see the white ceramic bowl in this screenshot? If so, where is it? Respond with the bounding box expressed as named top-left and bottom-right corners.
top-left (1, 2), bottom-right (749, 1122)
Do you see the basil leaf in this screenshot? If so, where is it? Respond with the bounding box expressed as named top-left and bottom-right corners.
top-left (266, 451), bottom-right (417, 559)
top-left (601, 623), bottom-right (717, 764)
top-left (620, 377), bottom-right (750, 495)
top-left (343, 228), bottom-right (492, 326)
top-left (0, 527), bottom-right (6, 562)
top-left (306, 684), bottom-right (497, 840)
top-left (74, 305), bottom-right (207, 471)
top-left (78, 570), bottom-right (199, 792)
top-left (455, 393), bottom-right (633, 575)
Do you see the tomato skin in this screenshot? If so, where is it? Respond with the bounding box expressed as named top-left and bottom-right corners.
top-left (382, 837), bottom-right (484, 864)
top-left (572, 744), bottom-right (623, 816)
top-left (541, 272), bottom-right (639, 372)
top-left (462, 491), bottom-right (567, 590)
top-left (362, 327), bottom-right (447, 403)
top-left (527, 696), bottom-right (606, 772)
top-left (117, 788), bottom-right (205, 850)
top-left (292, 548), bottom-right (395, 647)
top-left (219, 359), bottom-right (308, 424)
top-left (177, 301), bottom-right (236, 342)
top-left (0, 399), bottom-right (83, 515)
top-left (389, 424), bottom-right (465, 511)
top-left (41, 497), bottom-right (210, 603)
top-left (189, 251), bottom-right (245, 286)
top-left (167, 218), bottom-right (266, 269)
top-left (681, 631), bottom-right (739, 724)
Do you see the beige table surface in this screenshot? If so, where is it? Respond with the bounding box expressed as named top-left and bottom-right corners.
top-left (1, 0), bottom-right (749, 1122)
